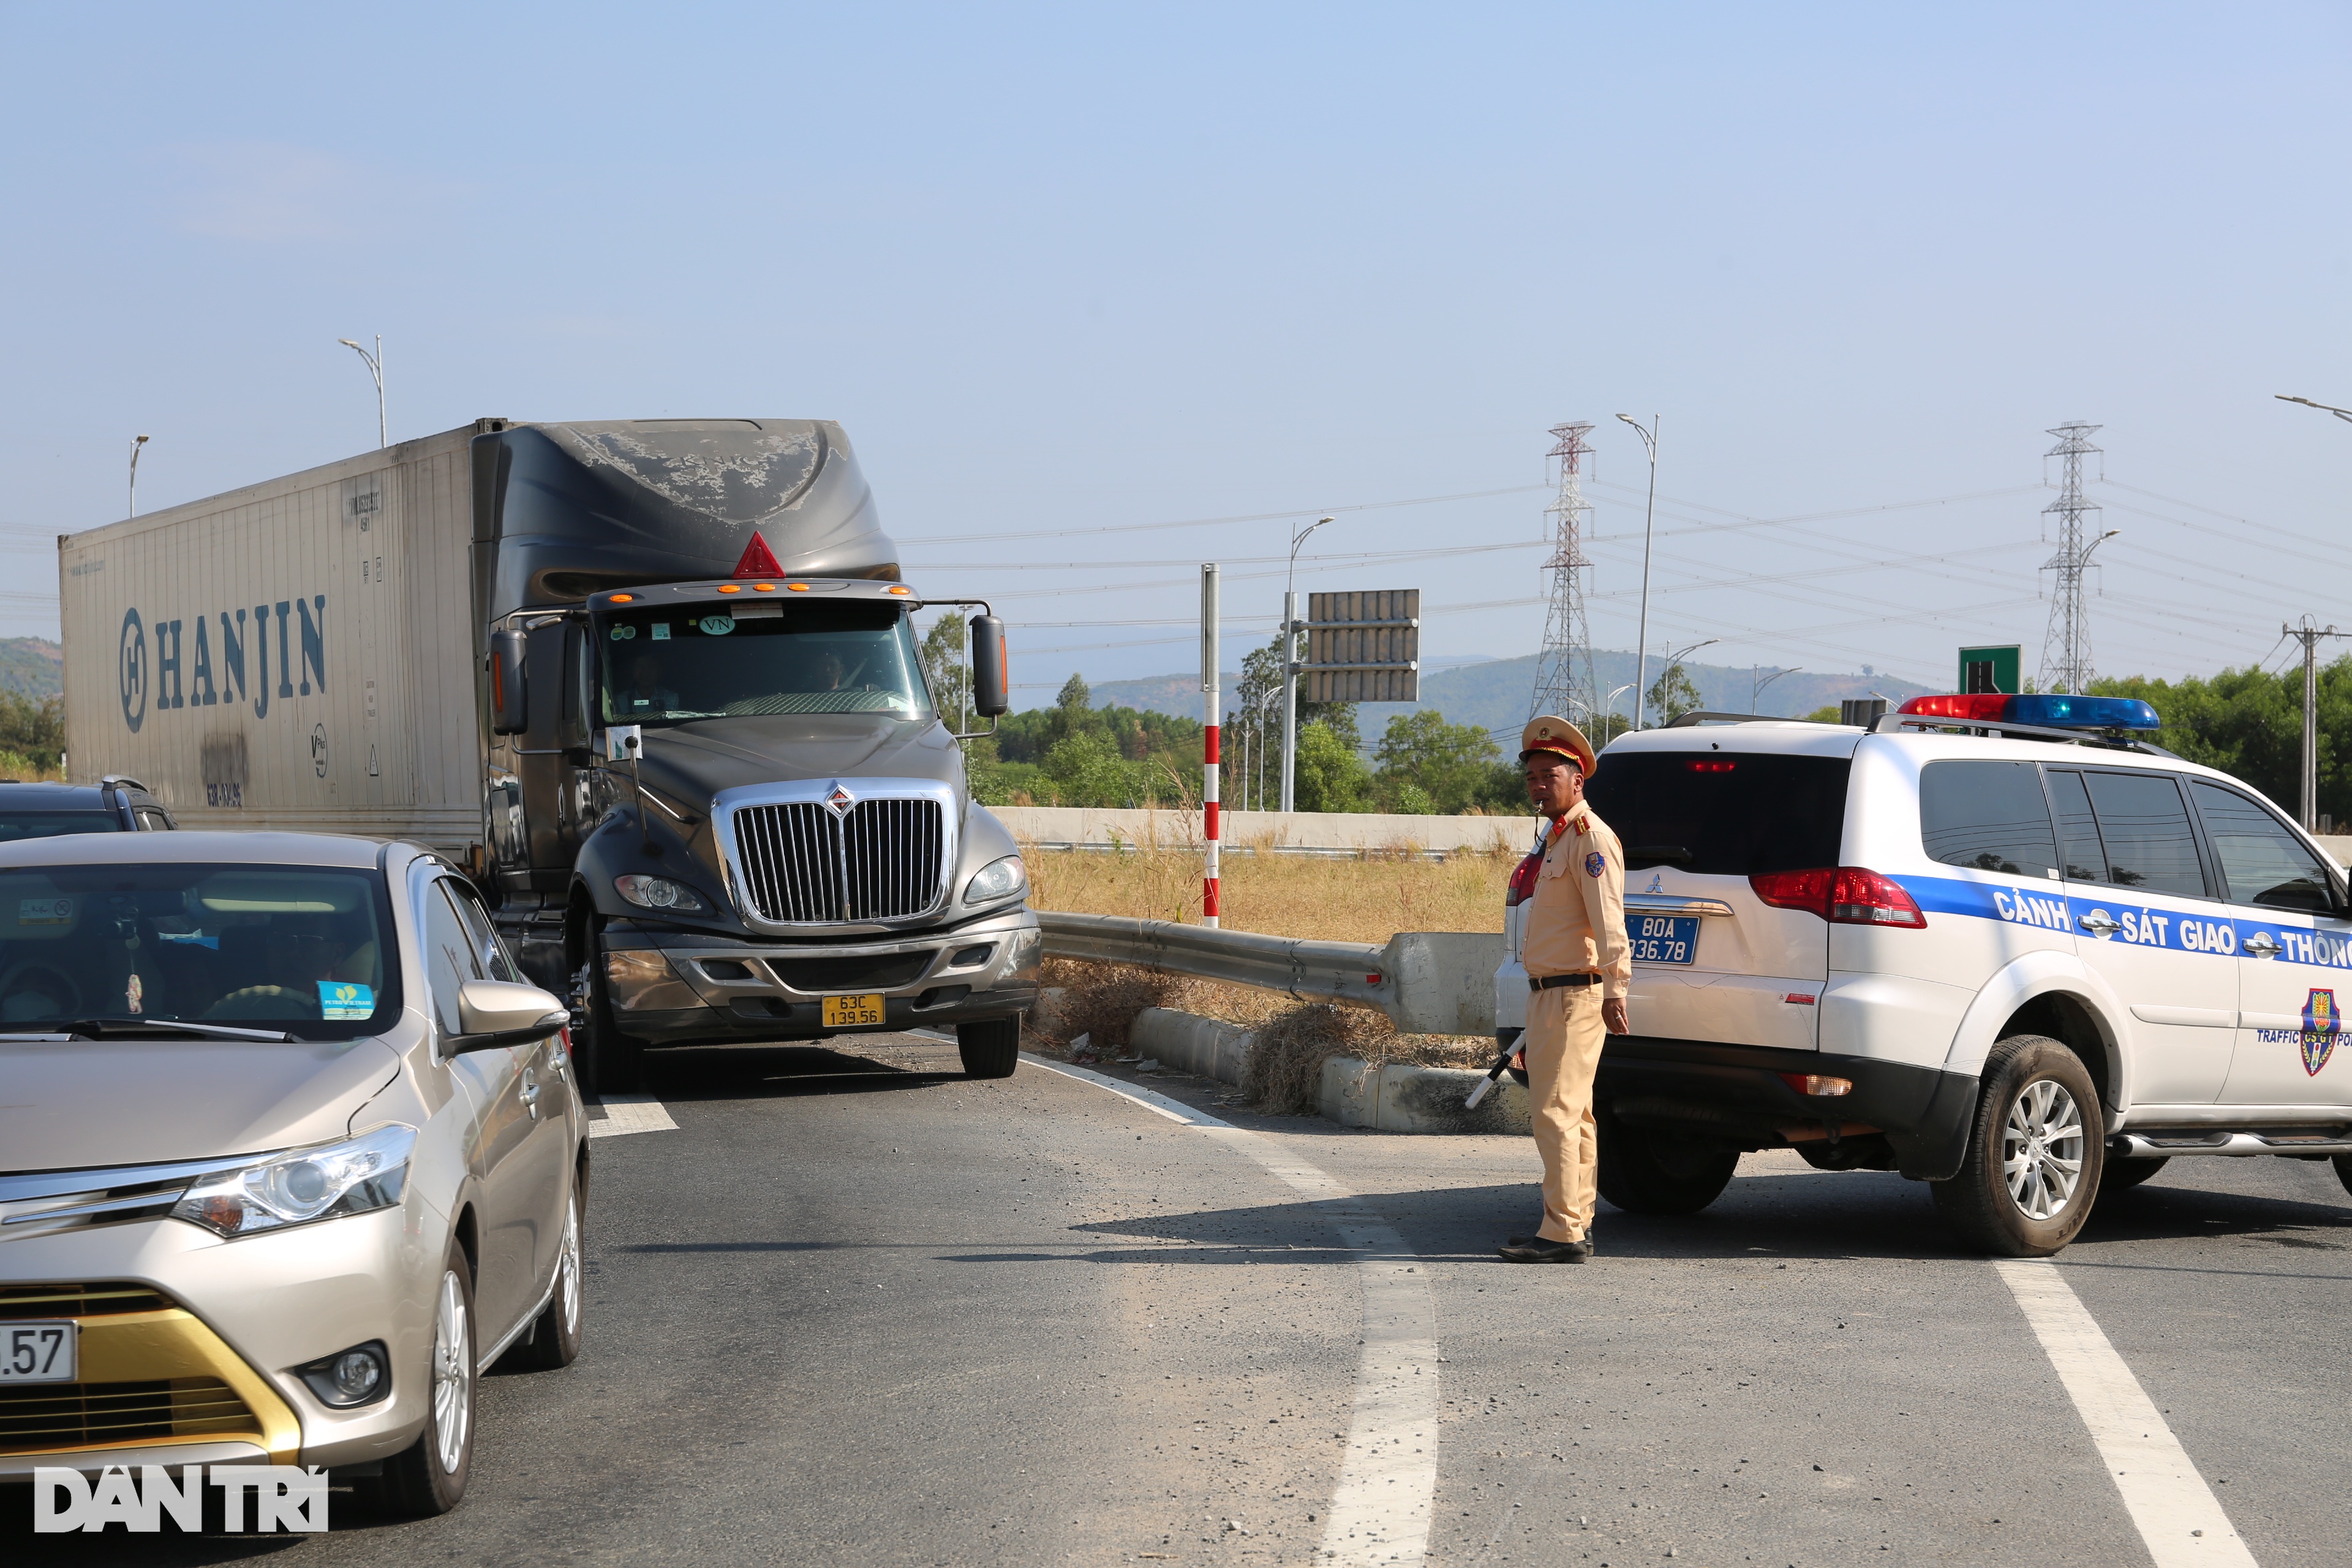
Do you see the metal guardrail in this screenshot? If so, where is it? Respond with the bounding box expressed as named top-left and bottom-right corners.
top-left (1036, 910), bottom-right (1499, 1036)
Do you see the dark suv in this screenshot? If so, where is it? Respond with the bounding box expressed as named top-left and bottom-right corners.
top-left (0, 776), bottom-right (176, 840)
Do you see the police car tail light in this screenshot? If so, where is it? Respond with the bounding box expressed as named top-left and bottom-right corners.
top-left (1749, 867), bottom-right (1835, 917)
top-left (1504, 853), bottom-right (1542, 909)
top-left (1749, 867), bottom-right (1925, 927)
top-left (1829, 867), bottom-right (1926, 927)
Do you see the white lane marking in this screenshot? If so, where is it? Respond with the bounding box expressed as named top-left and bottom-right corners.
top-left (1025, 1055), bottom-right (1436, 1567)
top-left (1994, 1259), bottom-right (2256, 1567)
top-left (589, 1093), bottom-right (678, 1139)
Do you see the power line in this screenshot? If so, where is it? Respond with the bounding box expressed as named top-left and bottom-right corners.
top-left (894, 481), bottom-right (1549, 546)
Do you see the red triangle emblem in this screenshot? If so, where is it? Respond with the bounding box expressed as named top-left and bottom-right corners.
top-left (732, 532), bottom-right (785, 578)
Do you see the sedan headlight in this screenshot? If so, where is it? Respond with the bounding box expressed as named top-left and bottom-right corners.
top-left (172, 1123), bottom-right (415, 1239)
top-left (615, 873), bottom-right (710, 913)
top-left (963, 854), bottom-right (1028, 905)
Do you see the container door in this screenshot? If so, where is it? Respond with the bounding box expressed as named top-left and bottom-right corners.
top-left (1582, 750), bottom-right (1849, 1051)
top-left (2184, 780), bottom-right (2352, 1109)
top-left (2050, 768), bottom-right (2237, 1106)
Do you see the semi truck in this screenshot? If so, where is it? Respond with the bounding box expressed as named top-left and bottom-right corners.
top-left (59, 417), bottom-right (1037, 1091)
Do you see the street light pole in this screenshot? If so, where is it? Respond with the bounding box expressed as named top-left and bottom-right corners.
top-left (127, 434), bottom-right (150, 518)
top-left (2277, 394), bottom-right (2352, 425)
top-left (1651, 637), bottom-right (1718, 722)
top-left (1752, 665), bottom-right (1801, 714)
top-left (1616, 414), bottom-right (1660, 728)
top-left (339, 335), bottom-right (385, 448)
top-left (1279, 513), bottom-right (1332, 813)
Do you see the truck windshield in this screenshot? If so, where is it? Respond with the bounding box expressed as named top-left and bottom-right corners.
top-left (598, 601), bottom-right (930, 724)
top-left (0, 863), bottom-right (398, 1040)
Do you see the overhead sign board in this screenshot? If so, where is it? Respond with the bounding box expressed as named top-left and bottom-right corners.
top-left (1303, 589), bottom-right (1419, 703)
top-left (1959, 644), bottom-right (2021, 695)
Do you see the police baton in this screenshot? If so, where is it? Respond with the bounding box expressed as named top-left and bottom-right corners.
top-left (1463, 1041), bottom-right (1521, 1110)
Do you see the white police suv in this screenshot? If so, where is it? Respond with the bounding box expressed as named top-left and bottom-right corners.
top-left (1493, 693), bottom-right (2352, 1256)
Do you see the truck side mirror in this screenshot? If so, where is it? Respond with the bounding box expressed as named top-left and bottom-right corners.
top-left (558, 623), bottom-right (590, 749)
top-left (489, 630), bottom-right (528, 734)
top-left (970, 615), bottom-right (1009, 718)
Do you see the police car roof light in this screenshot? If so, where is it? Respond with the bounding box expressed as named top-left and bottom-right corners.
top-left (2003, 693), bottom-right (2162, 731)
top-left (1896, 692), bottom-right (2160, 731)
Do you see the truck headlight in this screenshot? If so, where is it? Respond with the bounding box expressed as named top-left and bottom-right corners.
top-left (615, 874), bottom-right (710, 913)
top-left (963, 854), bottom-right (1027, 905)
top-left (172, 1123), bottom-right (415, 1239)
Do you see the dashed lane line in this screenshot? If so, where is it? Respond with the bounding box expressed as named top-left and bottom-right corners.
top-left (1023, 1055), bottom-right (1438, 1567)
top-left (1994, 1258), bottom-right (2257, 1567)
top-left (589, 1093), bottom-right (679, 1139)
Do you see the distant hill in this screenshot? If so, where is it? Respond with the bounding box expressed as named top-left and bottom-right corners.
top-left (1087, 648), bottom-right (1934, 739)
top-left (0, 639), bottom-right (62, 700)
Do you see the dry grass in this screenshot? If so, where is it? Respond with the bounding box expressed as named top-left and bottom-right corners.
top-left (1022, 839), bottom-right (1514, 1101)
top-left (1021, 832), bottom-right (1513, 943)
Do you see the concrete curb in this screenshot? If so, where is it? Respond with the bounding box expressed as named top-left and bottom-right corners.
top-left (1128, 1006), bottom-right (1529, 1136)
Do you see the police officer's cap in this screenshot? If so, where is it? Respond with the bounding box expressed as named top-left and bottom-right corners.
top-left (1518, 715), bottom-right (1597, 777)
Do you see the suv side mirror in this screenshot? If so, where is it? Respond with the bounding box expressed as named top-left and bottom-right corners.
top-left (490, 630), bottom-right (528, 734)
top-left (970, 614), bottom-right (1010, 718)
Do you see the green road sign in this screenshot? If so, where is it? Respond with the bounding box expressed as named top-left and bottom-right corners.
top-left (1959, 645), bottom-right (2021, 695)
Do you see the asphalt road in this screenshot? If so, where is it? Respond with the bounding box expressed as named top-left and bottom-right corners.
top-left (11, 1032), bottom-right (2350, 1566)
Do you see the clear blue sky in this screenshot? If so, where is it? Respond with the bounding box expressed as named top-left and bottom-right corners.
top-left (4, 3), bottom-right (2346, 704)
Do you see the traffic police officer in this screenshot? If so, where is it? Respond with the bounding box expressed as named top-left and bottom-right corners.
top-left (1498, 715), bottom-right (1630, 1264)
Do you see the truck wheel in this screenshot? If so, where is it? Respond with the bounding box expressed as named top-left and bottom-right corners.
top-left (1596, 1110), bottom-right (1739, 1215)
top-left (571, 959), bottom-right (644, 1097)
top-left (2098, 1153), bottom-right (2169, 1194)
top-left (1931, 1034), bottom-right (2102, 1257)
top-left (957, 1017), bottom-right (1020, 1079)
top-left (371, 1242), bottom-right (477, 1516)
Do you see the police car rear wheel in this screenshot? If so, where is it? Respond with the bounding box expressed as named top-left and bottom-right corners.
top-left (1932, 1035), bottom-right (2101, 1256)
top-left (1596, 1110), bottom-right (1740, 1215)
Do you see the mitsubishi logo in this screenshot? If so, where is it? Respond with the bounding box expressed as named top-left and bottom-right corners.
top-left (1646, 873), bottom-right (1664, 894)
top-left (823, 782), bottom-right (856, 816)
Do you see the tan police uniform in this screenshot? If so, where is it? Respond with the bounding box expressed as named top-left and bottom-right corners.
top-left (1517, 716), bottom-right (1630, 1245)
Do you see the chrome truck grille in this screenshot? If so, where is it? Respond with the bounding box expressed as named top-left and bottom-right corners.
top-left (715, 781), bottom-right (955, 928)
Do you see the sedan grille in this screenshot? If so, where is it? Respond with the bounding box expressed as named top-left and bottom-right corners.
top-left (730, 797), bottom-right (946, 924)
top-left (0, 1378), bottom-right (256, 1452)
top-left (0, 1282), bottom-right (176, 1320)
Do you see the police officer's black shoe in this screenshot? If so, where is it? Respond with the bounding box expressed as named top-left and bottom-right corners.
top-left (1497, 1237), bottom-right (1591, 1264)
top-left (1506, 1233), bottom-right (1596, 1254)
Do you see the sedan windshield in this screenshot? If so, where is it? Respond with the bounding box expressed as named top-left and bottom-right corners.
top-left (0, 864), bottom-right (398, 1039)
top-left (598, 601), bottom-right (930, 725)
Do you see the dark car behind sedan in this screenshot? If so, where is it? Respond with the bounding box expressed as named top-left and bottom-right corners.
top-left (0, 776), bottom-right (175, 840)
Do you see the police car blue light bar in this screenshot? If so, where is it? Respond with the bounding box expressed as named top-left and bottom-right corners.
top-left (1895, 693), bottom-right (2160, 730)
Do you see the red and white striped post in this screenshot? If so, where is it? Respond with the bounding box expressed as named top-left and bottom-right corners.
top-left (1201, 563), bottom-right (1221, 928)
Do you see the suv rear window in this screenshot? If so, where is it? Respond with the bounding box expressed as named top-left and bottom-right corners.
top-left (1582, 752), bottom-right (1849, 875)
top-left (1920, 760), bottom-right (2060, 878)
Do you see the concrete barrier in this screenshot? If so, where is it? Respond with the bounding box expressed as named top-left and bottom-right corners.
top-left (1126, 1006), bottom-right (1528, 1135)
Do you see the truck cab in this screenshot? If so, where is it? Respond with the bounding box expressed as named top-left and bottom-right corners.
top-left (468, 420), bottom-right (1036, 1091)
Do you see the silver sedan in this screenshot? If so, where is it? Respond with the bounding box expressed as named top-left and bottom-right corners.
top-left (0, 831), bottom-right (584, 1515)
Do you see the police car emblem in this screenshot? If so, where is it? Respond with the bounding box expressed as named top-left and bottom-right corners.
top-left (1585, 851), bottom-right (1606, 878)
top-left (2302, 989), bottom-right (2339, 1076)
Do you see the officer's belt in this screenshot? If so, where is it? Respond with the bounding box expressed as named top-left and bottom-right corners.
top-left (1528, 972), bottom-right (1603, 993)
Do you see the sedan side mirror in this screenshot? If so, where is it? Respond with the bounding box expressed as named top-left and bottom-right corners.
top-left (490, 630), bottom-right (529, 735)
top-left (447, 979), bottom-right (568, 1054)
top-left (970, 614), bottom-right (1010, 718)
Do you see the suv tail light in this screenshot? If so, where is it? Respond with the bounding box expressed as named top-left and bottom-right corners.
top-left (1505, 852), bottom-right (1542, 909)
top-left (1749, 867), bottom-right (1926, 928)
